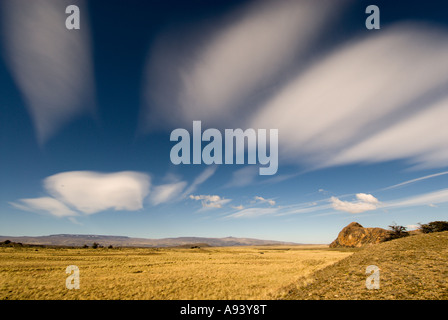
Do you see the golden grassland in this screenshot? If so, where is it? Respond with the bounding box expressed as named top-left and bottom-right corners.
top-left (0, 245), bottom-right (352, 300)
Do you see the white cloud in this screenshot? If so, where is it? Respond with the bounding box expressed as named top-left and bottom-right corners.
top-left (150, 181), bottom-right (187, 206)
top-left (330, 188), bottom-right (448, 215)
top-left (189, 194), bottom-right (231, 209)
top-left (382, 171), bottom-right (448, 191)
top-left (330, 193), bottom-right (379, 214)
top-left (11, 197), bottom-right (77, 217)
top-left (223, 187), bottom-right (448, 219)
top-left (355, 193), bottom-right (379, 204)
top-left (251, 23), bottom-right (448, 170)
top-left (254, 196), bottom-right (276, 206)
top-left (277, 203), bottom-right (333, 217)
top-left (225, 166), bottom-right (258, 188)
top-left (384, 188), bottom-right (448, 209)
top-left (181, 166), bottom-right (217, 197)
top-left (226, 207), bottom-right (279, 219)
top-left (1, 0), bottom-right (95, 144)
top-left (329, 96), bottom-right (448, 169)
top-left (44, 171), bottom-right (150, 214)
top-left (231, 205), bottom-right (245, 210)
top-left (142, 0), bottom-right (344, 130)
top-left (11, 167), bottom-right (219, 218)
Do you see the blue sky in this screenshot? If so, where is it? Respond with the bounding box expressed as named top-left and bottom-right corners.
top-left (1, 0), bottom-right (448, 244)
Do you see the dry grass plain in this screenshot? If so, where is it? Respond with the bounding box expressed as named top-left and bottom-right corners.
top-left (0, 245), bottom-right (352, 300)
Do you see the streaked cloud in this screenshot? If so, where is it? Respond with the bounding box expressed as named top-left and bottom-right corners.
top-left (44, 171), bottom-right (151, 214)
top-left (11, 166), bottom-right (218, 217)
top-left (330, 188), bottom-right (448, 215)
top-left (181, 166), bottom-right (218, 197)
top-left (226, 207), bottom-right (279, 219)
top-left (142, 0), bottom-right (345, 130)
top-left (382, 170), bottom-right (448, 191)
top-left (11, 171), bottom-right (151, 217)
top-left (150, 181), bottom-right (187, 206)
top-left (1, 0), bottom-right (95, 144)
top-left (252, 23), bottom-right (448, 170)
top-left (384, 188), bottom-right (448, 209)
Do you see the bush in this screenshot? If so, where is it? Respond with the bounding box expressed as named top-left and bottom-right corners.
top-left (92, 242), bottom-right (100, 249)
top-left (419, 221), bottom-right (448, 233)
top-left (387, 223), bottom-right (409, 240)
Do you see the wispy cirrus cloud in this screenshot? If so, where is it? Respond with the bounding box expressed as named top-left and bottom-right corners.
top-left (225, 207), bottom-right (279, 219)
top-left (1, 0), bottom-right (95, 144)
top-left (330, 193), bottom-right (379, 214)
top-left (253, 196), bottom-right (276, 206)
top-left (383, 188), bottom-right (448, 210)
top-left (189, 194), bottom-right (231, 209)
top-left (225, 186), bottom-right (448, 219)
top-left (44, 171), bottom-right (150, 214)
top-left (225, 166), bottom-right (258, 188)
top-left (181, 166), bottom-right (218, 197)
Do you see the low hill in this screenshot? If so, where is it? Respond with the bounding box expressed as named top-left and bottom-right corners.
top-left (0, 234), bottom-right (299, 248)
top-left (278, 231), bottom-right (448, 300)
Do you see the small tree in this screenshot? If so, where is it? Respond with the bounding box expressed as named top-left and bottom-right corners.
top-left (387, 223), bottom-right (409, 240)
top-left (419, 221), bottom-right (448, 233)
top-left (92, 242), bottom-right (100, 249)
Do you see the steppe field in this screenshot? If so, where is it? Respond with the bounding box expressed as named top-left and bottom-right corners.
top-left (2, 231), bottom-right (446, 300)
top-left (0, 245), bottom-right (352, 300)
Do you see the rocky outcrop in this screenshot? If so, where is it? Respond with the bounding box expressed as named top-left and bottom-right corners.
top-left (329, 222), bottom-right (391, 248)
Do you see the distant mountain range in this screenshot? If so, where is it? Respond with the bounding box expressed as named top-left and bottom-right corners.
top-left (0, 234), bottom-right (300, 248)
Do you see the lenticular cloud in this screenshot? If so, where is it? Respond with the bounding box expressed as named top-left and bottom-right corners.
top-left (12, 171), bottom-right (151, 217)
top-left (44, 171), bottom-right (151, 214)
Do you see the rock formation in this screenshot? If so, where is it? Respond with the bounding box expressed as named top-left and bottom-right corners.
top-left (329, 222), bottom-right (391, 248)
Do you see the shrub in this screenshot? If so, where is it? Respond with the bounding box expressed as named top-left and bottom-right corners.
top-left (419, 221), bottom-right (448, 233)
top-left (387, 223), bottom-right (409, 240)
top-left (92, 242), bottom-right (100, 249)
